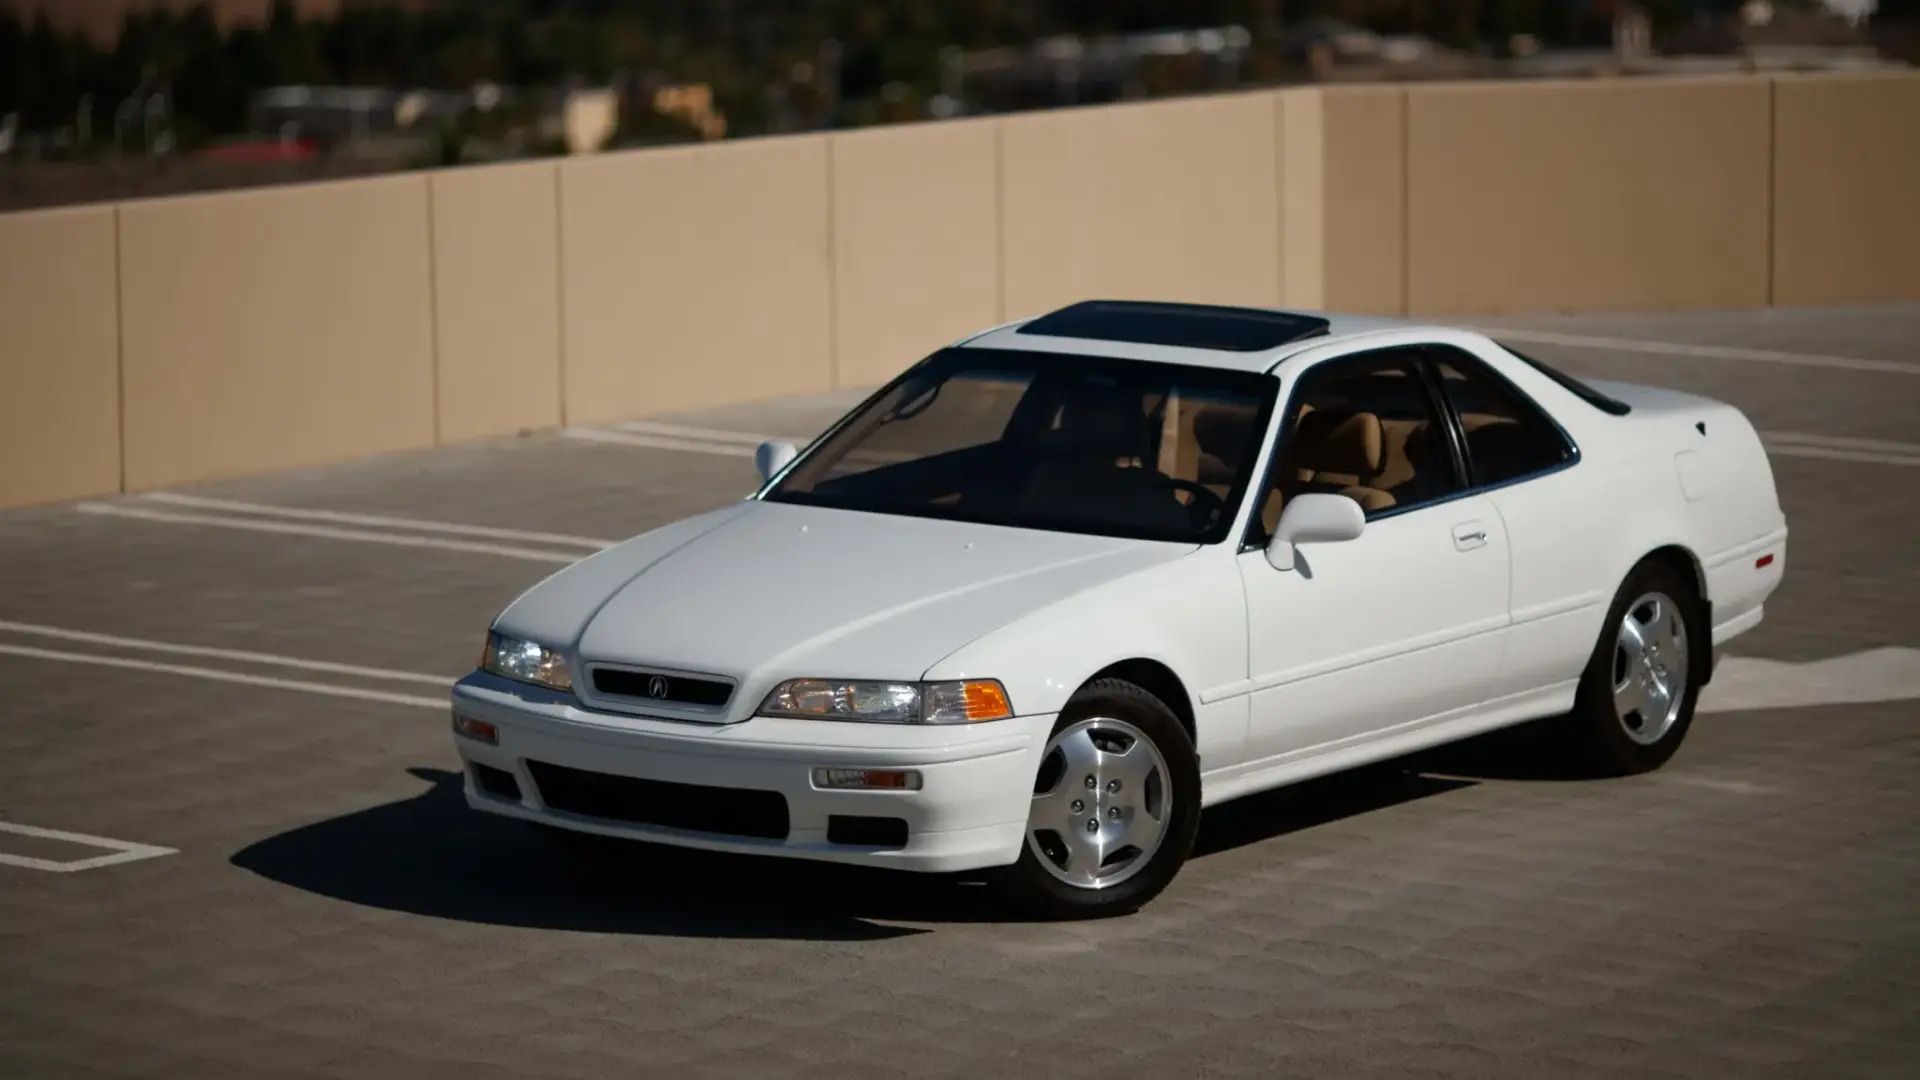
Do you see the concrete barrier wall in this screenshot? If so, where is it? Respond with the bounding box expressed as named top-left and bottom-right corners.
top-left (0, 205), bottom-right (122, 508)
top-left (118, 175), bottom-right (436, 490)
top-left (830, 119), bottom-right (1001, 387)
top-left (2, 72), bottom-right (1916, 508)
top-left (430, 161), bottom-right (563, 443)
top-left (558, 135), bottom-right (833, 424)
top-left (1278, 85), bottom-right (1406, 315)
top-left (1406, 76), bottom-right (1772, 316)
top-left (1000, 92), bottom-right (1282, 319)
top-left (1772, 73), bottom-right (1920, 307)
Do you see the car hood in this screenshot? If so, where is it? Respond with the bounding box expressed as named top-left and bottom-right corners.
top-left (493, 500), bottom-right (1192, 719)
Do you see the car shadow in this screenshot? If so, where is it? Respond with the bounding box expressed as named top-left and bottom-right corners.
top-left (232, 768), bottom-right (966, 941)
top-left (1403, 714), bottom-right (1611, 782)
top-left (1191, 763), bottom-right (1476, 857)
top-left (233, 725), bottom-right (1576, 939)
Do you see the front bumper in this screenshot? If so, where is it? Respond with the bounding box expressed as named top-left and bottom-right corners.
top-left (450, 672), bottom-right (1053, 873)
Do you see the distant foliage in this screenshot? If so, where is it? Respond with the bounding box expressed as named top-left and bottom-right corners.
top-left (2, 0), bottom-right (1883, 149)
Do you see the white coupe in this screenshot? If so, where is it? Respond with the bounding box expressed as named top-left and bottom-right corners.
top-left (451, 301), bottom-right (1787, 917)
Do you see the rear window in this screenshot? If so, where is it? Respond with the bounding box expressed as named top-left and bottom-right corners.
top-left (1499, 344), bottom-right (1632, 416)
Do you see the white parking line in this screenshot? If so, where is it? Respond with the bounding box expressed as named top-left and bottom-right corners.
top-left (560, 427), bottom-right (758, 457)
top-left (75, 502), bottom-right (585, 564)
top-left (1765, 431), bottom-right (1920, 454)
top-left (0, 619), bottom-right (455, 686)
top-left (0, 642), bottom-right (446, 709)
top-left (141, 493), bottom-right (613, 549)
top-left (1766, 444), bottom-right (1920, 468)
top-left (1702, 647), bottom-right (1920, 714)
top-left (1483, 327), bottom-right (1920, 377)
top-left (1762, 433), bottom-right (1920, 469)
top-left (0, 821), bottom-right (177, 873)
top-left (618, 420), bottom-right (797, 445)
top-left (1762, 430), bottom-right (1920, 468)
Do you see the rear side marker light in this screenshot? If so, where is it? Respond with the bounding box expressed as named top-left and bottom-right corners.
top-left (1756, 554), bottom-right (1775, 569)
top-left (453, 713), bottom-right (499, 745)
top-left (812, 767), bottom-right (922, 791)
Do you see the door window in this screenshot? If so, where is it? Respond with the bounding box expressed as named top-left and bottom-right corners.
top-left (1251, 350), bottom-right (1464, 537)
top-left (1428, 349), bottom-right (1575, 487)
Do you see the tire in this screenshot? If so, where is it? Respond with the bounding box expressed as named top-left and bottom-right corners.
top-left (1564, 559), bottom-right (1705, 776)
top-left (1001, 678), bottom-right (1201, 919)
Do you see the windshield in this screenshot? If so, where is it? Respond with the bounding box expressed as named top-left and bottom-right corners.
top-left (765, 348), bottom-right (1278, 543)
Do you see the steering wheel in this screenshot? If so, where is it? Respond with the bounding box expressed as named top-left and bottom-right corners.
top-left (1160, 477), bottom-right (1227, 524)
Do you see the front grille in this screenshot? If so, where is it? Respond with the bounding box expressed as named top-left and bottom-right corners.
top-left (526, 760), bottom-right (789, 840)
top-left (589, 666), bottom-right (733, 708)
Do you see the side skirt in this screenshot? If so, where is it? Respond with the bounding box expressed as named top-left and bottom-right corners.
top-left (1198, 680), bottom-right (1579, 808)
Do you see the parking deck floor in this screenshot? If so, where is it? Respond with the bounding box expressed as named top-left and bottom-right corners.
top-left (2, 305), bottom-right (1916, 1078)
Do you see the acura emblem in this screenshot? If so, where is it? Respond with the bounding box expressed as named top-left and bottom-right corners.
top-left (646, 675), bottom-right (670, 699)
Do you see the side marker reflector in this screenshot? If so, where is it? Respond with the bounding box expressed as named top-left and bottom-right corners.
top-left (453, 713), bottom-right (499, 745)
top-left (1755, 554), bottom-right (1775, 569)
top-left (812, 767), bottom-right (922, 791)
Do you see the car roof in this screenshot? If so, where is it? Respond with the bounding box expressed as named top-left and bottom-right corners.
top-left (958, 299), bottom-right (1448, 374)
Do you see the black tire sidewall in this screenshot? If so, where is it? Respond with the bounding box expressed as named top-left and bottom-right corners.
top-left (1003, 679), bottom-right (1201, 919)
top-left (1573, 561), bottom-right (1705, 774)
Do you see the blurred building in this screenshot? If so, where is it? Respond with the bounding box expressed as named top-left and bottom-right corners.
top-left (0, 1), bottom-right (440, 43)
top-left (958, 26), bottom-right (1254, 112)
top-left (1279, 17), bottom-right (1480, 81)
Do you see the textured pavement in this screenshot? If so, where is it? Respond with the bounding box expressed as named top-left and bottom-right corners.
top-left (1, 305), bottom-right (1916, 1078)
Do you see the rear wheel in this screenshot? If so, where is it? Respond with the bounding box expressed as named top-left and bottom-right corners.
top-left (1002, 678), bottom-right (1200, 918)
top-left (1565, 560), bottom-right (1704, 775)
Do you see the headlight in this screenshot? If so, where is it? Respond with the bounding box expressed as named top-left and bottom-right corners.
top-left (759, 678), bottom-right (1011, 724)
top-left (481, 631), bottom-right (573, 692)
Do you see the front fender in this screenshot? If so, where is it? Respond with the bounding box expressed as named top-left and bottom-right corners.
top-left (924, 548), bottom-right (1250, 769)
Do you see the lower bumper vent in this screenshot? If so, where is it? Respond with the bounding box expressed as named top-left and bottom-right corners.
top-left (472, 763), bottom-right (522, 802)
top-left (526, 760), bottom-right (789, 840)
top-left (827, 815), bottom-right (909, 848)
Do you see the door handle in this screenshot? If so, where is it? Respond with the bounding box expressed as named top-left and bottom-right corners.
top-left (1452, 521), bottom-right (1489, 551)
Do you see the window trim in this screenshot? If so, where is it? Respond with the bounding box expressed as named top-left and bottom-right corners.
top-left (1420, 345), bottom-right (1582, 493)
top-left (1240, 343), bottom-right (1584, 550)
top-left (1498, 343), bottom-right (1632, 416)
top-left (1239, 346), bottom-right (1469, 549)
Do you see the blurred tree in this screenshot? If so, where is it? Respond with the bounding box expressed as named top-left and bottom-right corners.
top-left (4, 0), bottom-right (1761, 151)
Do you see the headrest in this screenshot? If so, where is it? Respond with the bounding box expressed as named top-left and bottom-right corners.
top-left (1191, 405), bottom-right (1258, 460)
top-left (1291, 410), bottom-right (1385, 477)
top-left (1049, 388), bottom-right (1141, 453)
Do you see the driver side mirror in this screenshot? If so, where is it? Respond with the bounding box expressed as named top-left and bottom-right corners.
top-left (754, 439), bottom-right (798, 483)
top-left (1265, 493), bottom-right (1365, 571)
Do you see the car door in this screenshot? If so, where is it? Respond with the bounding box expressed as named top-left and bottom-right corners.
top-left (1236, 347), bottom-right (1511, 764)
top-left (1423, 344), bottom-right (1590, 702)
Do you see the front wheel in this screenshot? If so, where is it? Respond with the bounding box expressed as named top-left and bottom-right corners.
top-left (1564, 560), bottom-right (1705, 775)
top-left (1002, 678), bottom-right (1200, 919)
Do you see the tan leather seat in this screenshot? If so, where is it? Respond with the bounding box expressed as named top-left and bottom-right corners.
top-left (1287, 410), bottom-right (1398, 513)
top-left (1191, 405), bottom-right (1259, 489)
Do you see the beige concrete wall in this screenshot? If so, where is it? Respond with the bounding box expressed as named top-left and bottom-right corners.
top-left (1320, 86), bottom-right (1407, 316)
top-left (558, 135), bottom-right (833, 424)
top-left (0, 206), bottom-right (123, 508)
top-left (1407, 77), bottom-right (1771, 315)
top-left (1277, 89), bottom-right (1326, 311)
top-left (830, 119), bottom-right (1001, 389)
top-left (1772, 73), bottom-right (1920, 306)
top-left (9, 73), bottom-right (1920, 507)
top-left (1278, 85), bottom-right (1407, 315)
top-left (1000, 92), bottom-right (1282, 319)
top-left (430, 161), bottom-right (563, 442)
top-left (118, 176), bottom-right (436, 490)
